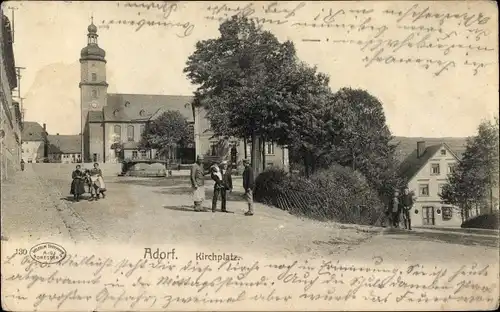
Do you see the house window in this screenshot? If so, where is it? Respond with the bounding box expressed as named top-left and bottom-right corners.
top-left (430, 163), bottom-right (440, 175)
top-left (438, 183), bottom-right (446, 195)
top-left (440, 149), bottom-right (446, 156)
top-left (266, 142), bottom-right (275, 155)
top-left (442, 207), bottom-right (453, 221)
top-left (91, 73), bottom-right (97, 82)
top-left (132, 151), bottom-right (138, 159)
top-left (419, 184), bottom-right (430, 196)
top-left (448, 163), bottom-right (456, 173)
top-left (141, 150), bottom-right (147, 158)
top-left (127, 125), bottom-right (134, 142)
top-left (91, 90), bottom-right (97, 99)
top-left (140, 124), bottom-right (145, 136)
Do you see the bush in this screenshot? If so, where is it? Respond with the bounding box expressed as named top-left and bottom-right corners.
top-left (255, 164), bottom-right (385, 225)
top-left (254, 167), bottom-right (288, 203)
top-left (461, 211), bottom-right (499, 229)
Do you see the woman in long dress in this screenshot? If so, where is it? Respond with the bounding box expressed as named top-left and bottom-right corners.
top-left (89, 162), bottom-right (106, 200)
top-left (70, 165), bottom-right (86, 202)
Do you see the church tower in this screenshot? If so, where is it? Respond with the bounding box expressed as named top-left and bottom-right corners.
top-left (79, 17), bottom-right (107, 161)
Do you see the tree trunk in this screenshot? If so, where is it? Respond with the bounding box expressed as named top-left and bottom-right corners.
top-left (311, 151), bottom-right (317, 174)
top-left (243, 138), bottom-right (248, 159)
top-left (352, 150), bottom-right (356, 171)
top-left (262, 138), bottom-right (266, 171)
top-left (303, 150), bottom-right (310, 178)
top-left (251, 133), bottom-right (262, 178)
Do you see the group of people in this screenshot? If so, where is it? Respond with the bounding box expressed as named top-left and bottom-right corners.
top-left (70, 162), bottom-right (106, 202)
top-left (190, 155), bottom-right (255, 216)
top-left (389, 187), bottom-right (414, 230)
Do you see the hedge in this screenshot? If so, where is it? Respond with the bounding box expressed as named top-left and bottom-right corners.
top-left (254, 165), bottom-right (385, 225)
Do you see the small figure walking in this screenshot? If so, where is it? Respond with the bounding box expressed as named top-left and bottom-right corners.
top-left (20, 159), bottom-right (25, 171)
top-left (242, 159), bottom-right (254, 216)
top-left (70, 165), bottom-right (86, 202)
top-left (191, 155), bottom-right (206, 212)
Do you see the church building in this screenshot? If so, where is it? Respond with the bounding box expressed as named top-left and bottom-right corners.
top-left (79, 20), bottom-right (288, 168)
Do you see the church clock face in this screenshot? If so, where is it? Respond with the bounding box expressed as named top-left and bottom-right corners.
top-left (91, 101), bottom-right (98, 109)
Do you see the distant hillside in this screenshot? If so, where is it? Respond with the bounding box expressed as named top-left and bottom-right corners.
top-left (391, 136), bottom-right (469, 162)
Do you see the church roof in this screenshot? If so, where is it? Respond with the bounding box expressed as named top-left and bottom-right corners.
top-left (80, 44), bottom-right (106, 61)
top-left (47, 135), bottom-right (81, 154)
top-left (22, 122), bottom-right (46, 141)
top-left (80, 20), bottom-right (105, 61)
top-left (101, 93), bottom-right (194, 122)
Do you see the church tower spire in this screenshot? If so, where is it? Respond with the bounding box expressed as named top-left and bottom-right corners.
top-left (79, 15), bottom-right (108, 162)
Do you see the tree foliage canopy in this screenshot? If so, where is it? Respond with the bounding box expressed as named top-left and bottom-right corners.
top-left (184, 16), bottom-right (299, 142)
top-left (184, 15), bottom-right (401, 199)
top-left (441, 118), bottom-right (499, 211)
top-left (138, 110), bottom-right (193, 156)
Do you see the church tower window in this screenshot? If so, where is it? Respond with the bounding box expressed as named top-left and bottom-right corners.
top-left (114, 125), bottom-right (121, 141)
top-left (91, 89), bottom-right (97, 99)
top-left (127, 125), bottom-right (135, 142)
top-left (91, 73), bottom-right (97, 81)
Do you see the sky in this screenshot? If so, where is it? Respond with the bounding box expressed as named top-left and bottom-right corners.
top-left (3, 0), bottom-right (498, 137)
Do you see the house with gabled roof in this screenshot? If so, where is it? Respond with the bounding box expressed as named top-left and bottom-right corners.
top-left (47, 134), bottom-right (82, 163)
top-left (21, 122), bottom-right (47, 163)
top-left (398, 141), bottom-right (475, 228)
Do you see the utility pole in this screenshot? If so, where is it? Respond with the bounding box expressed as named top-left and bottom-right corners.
top-left (14, 67), bottom-right (25, 99)
top-left (8, 6), bottom-right (18, 43)
top-left (19, 97), bottom-right (26, 122)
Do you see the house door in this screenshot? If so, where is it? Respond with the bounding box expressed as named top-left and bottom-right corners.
top-left (422, 206), bottom-right (435, 225)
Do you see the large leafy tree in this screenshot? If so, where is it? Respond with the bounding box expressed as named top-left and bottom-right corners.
top-left (441, 118), bottom-right (499, 217)
top-left (184, 16), bottom-right (299, 175)
top-left (138, 110), bottom-right (193, 159)
top-left (327, 88), bottom-right (402, 198)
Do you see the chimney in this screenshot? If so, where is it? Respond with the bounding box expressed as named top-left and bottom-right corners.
top-left (43, 123), bottom-right (46, 130)
top-left (417, 141), bottom-right (426, 158)
top-left (56, 133), bottom-right (59, 135)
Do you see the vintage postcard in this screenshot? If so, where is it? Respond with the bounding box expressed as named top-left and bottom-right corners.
top-left (1, 0), bottom-right (499, 311)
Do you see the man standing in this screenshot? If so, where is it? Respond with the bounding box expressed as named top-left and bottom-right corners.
top-left (242, 159), bottom-right (254, 216)
top-left (392, 190), bottom-right (400, 228)
top-left (220, 161), bottom-right (233, 212)
top-left (191, 155), bottom-right (206, 212)
top-left (401, 187), bottom-right (414, 230)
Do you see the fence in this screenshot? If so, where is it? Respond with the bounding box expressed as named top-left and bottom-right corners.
top-left (256, 180), bottom-right (378, 225)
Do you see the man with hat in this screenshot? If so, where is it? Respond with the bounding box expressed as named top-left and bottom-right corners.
top-left (400, 186), bottom-right (414, 230)
top-left (391, 189), bottom-right (401, 228)
top-left (191, 155), bottom-right (206, 212)
top-left (220, 160), bottom-right (233, 212)
top-left (242, 159), bottom-right (254, 216)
